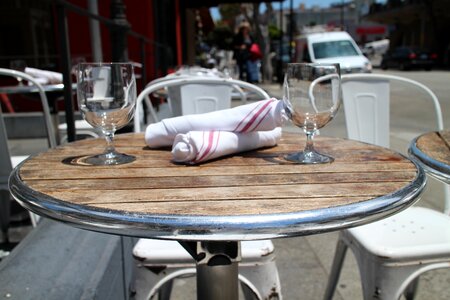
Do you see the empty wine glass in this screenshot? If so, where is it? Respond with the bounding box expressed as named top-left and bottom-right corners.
top-left (283, 63), bottom-right (341, 164)
top-left (9, 60), bottom-right (27, 85)
top-left (77, 62), bottom-right (136, 165)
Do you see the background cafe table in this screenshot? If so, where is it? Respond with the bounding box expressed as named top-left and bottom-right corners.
top-left (409, 130), bottom-right (450, 184)
top-left (9, 132), bottom-right (426, 300)
top-left (0, 83), bottom-right (77, 143)
top-left (0, 83), bottom-right (70, 110)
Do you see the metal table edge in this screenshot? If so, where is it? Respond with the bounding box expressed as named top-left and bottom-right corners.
top-left (409, 135), bottom-right (450, 184)
top-left (9, 153), bottom-right (427, 241)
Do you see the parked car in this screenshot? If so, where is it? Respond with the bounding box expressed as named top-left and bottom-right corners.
top-left (380, 46), bottom-right (437, 70)
top-left (361, 39), bottom-right (389, 57)
top-left (295, 31), bottom-right (372, 73)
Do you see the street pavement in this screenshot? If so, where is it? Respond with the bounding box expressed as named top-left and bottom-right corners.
top-left (3, 69), bottom-right (450, 299)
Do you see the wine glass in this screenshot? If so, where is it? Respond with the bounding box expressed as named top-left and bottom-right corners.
top-left (77, 62), bottom-right (137, 165)
top-left (9, 60), bottom-right (27, 85)
top-left (283, 63), bottom-right (341, 164)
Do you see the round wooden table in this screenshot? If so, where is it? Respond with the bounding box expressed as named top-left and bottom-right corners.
top-left (9, 132), bottom-right (425, 299)
top-left (409, 130), bottom-right (450, 184)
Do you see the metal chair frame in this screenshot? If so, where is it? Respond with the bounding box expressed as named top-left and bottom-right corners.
top-left (0, 68), bottom-right (56, 232)
top-left (134, 77), bottom-right (270, 132)
top-left (324, 73), bottom-right (449, 300)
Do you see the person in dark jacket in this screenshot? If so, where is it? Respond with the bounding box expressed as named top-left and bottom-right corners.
top-left (233, 22), bottom-right (254, 82)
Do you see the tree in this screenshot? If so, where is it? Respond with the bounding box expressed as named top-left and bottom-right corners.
top-left (206, 24), bottom-right (234, 50)
top-left (241, 3), bottom-right (274, 82)
top-left (218, 4), bottom-right (241, 31)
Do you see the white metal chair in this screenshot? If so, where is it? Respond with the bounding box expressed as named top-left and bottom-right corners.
top-left (324, 73), bottom-right (450, 300)
top-left (58, 67), bottom-right (102, 143)
top-left (58, 119), bottom-right (100, 144)
top-left (133, 77), bottom-right (280, 299)
top-left (134, 76), bottom-right (270, 132)
top-left (148, 66), bottom-right (251, 106)
top-left (0, 68), bottom-right (56, 235)
top-left (132, 239), bottom-right (281, 300)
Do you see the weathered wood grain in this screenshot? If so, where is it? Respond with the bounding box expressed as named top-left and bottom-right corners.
top-left (416, 131), bottom-right (450, 165)
top-left (19, 133), bottom-right (418, 216)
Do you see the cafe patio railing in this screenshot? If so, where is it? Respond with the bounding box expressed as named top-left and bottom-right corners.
top-left (55, 0), bottom-right (170, 142)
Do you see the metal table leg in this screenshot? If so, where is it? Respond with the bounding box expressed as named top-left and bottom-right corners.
top-left (181, 241), bottom-right (241, 300)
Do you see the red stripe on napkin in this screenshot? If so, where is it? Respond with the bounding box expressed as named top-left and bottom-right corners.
top-left (249, 107), bottom-right (273, 132)
top-left (239, 99), bottom-right (275, 133)
top-left (196, 131), bottom-right (216, 163)
top-left (197, 131), bottom-right (208, 159)
top-left (201, 131), bottom-right (221, 162)
top-left (233, 100), bottom-right (265, 132)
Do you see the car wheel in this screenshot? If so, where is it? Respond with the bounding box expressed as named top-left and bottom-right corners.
top-left (425, 67), bottom-right (432, 71)
top-left (380, 61), bottom-right (388, 70)
top-left (399, 63), bottom-right (408, 71)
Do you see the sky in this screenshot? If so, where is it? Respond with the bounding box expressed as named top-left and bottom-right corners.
top-left (210, 0), bottom-right (340, 20)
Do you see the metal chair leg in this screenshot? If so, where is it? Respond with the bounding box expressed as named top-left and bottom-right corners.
top-left (157, 280), bottom-right (173, 300)
top-left (403, 277), bottom-right (419, 300)
top-left (323, 235), bottom-right (348, 300)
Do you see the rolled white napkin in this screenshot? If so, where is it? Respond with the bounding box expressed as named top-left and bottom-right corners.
top-left (172, 127), bottom-right (282, 164)
top-left (145, 98), bottom-right (285, 147)
top-left (25, 67), bottom-right (63, 85)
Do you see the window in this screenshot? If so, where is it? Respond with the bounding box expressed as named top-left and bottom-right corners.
top-left (312, 40), bottom-right (359, 59)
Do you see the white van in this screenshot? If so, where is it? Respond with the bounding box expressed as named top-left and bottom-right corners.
top-left (295, 31), bottom-right (372, 73)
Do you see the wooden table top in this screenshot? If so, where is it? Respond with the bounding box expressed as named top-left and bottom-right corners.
top-left (409, 130), bottom-right (450, 184)
top-left (10, 132), bottom-right (425, 241)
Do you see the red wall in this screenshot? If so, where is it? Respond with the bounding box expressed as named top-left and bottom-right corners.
top-left (64, 0), bottom-right (156, 83)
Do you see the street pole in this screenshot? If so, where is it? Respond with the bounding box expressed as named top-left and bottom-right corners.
top-left (88, 0), bottom-right (103, 62)
top-left (110, 0), bottom-right (130, 62)
top-left (288, 0), bottom-right (293, 62)
top-left (278, 0), bottom-right (284, 83)
top-left (56, 2), bottom-right (75, 142)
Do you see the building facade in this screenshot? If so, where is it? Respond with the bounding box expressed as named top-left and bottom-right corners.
top-left (365, 0), bottom-right (450, 67)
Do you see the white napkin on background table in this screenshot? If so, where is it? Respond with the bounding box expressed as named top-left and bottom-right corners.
top-left (25, 67), bottom-right (63, 85)
top-left (145, 98), bottom-right (284, 147)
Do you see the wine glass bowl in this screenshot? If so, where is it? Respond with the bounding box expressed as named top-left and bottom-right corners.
top-left (77, 62), bottom-right (136, 165)
top-left (283, 63), bottom-right (341, 164)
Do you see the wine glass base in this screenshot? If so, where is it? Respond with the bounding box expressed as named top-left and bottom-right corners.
top-left (79, 152), bottom-right (136, 166)
top-left (285, 151), bottom-right (334, 164)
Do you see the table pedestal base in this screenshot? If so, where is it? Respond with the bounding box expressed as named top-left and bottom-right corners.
top-left (197, 261), bottom-right (238, 299)
top-left (181, 241), bottom-right (240, 300)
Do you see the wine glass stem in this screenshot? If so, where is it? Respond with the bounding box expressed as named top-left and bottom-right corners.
top-left (304, 131), bottom-right (315, 153)
top-left (104, 131), bottom-right (116, 156)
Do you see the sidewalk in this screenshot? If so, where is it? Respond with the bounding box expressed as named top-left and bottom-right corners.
top-left (3, 79), bottom-right (450, 299)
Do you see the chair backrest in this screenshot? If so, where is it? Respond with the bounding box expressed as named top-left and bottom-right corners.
top-left (171, 83), bottom-right (232, 116)
top-left (341, 73), bottom-right (443, 148)
top-left (0, 68), bottom-right (57, 148)
top-left (341, 73), bottom-right (448, 213)
top-left (134, 76), bottom-right (270, 132)
top-left (148, 68), bottom-right (233, 116)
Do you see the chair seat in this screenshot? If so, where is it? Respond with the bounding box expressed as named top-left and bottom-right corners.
top-left (11, 155), bottom-right (29, 168)
top-left (133, 239), bottom-right (275, 265)
top-left (58, 119), bottom-right (93, 130)
top-left (348, 206), bottom-right (450, 259)
top-left (58, 120), bottom-right (99, 143)
top-left (132, 238), bottom-right (282, 299)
